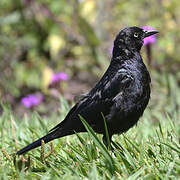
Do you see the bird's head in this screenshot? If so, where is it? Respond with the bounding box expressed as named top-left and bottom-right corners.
top-left (113, 26), bottom-right (158, 57)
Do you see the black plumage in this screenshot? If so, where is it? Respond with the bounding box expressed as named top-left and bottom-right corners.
top-left (17, 26), bottom-right (158, 155)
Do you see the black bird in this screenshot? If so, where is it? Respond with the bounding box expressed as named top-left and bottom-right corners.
top-left (17, 27), bottom-right (158, 155)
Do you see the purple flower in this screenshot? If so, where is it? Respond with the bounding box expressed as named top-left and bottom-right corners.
top-left (109, 45), bottom-right (113, 55)
top-left (21, 94), bottom-right (43, 108)
top-left (142, 26), bottom-right (157, 46)
top-left (51, 72), bottom-right (68, 85)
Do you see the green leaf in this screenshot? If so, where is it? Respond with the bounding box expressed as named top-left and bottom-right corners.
top-left (78, 16), bottom-right (100, 47)
top-left (0, 11), bottom-right (21, 25)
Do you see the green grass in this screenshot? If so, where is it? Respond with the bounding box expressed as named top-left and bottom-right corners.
top-left (1, 72), bottom-right (180, 179)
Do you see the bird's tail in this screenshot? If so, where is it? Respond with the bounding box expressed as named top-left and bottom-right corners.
top-left (16, 131), bottom-right (57, 155)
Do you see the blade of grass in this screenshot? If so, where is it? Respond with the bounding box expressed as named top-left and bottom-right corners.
top-left (127, 167), bottom-right (146, 180)
top-left (79, 115), bottom-right (115, 173)
top-left (101, 113), bottom-right (111, 150)
top-left (162, 143), bottom-right (180, 154)
top-left (123, 135), bottom-right (140, 153)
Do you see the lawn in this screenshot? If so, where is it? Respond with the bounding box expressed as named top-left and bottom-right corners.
top-left (1, 0), bottom-right (180, 179)
top-left (1, 72), bottom-right (180, 179)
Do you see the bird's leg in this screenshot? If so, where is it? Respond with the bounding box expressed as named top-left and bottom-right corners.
top-left (102, 135), bottom-right (114, 151)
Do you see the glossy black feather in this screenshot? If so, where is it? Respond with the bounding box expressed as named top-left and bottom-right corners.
top-left (17, 26), bottom-right (158, 155)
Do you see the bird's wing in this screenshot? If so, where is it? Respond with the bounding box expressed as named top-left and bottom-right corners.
top-left (49, 67), bottom-right (134, 133)
top-left (79, 67), bottom-right (135, 122)
top-left (100, 67), bottom-right (134, 100)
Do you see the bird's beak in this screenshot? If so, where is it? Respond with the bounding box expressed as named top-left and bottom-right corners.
top-left (143, 30), bottom-right (159, 38)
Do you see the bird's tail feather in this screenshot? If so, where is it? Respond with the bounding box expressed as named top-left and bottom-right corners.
top-left (16, 131), bottom-right (56, 155)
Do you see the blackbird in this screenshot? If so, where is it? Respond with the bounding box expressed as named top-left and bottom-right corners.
top-left (17, 26), bottom-right (158, 155)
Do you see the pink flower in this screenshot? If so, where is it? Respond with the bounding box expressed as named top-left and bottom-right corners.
top-left (21, 94), bottom-right (43, 108)
top-left (51, 72), bottom-right (68, 85)
top-left (142, 26), bottom-right (157, 46)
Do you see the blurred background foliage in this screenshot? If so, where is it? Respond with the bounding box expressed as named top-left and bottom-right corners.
top-left (0, 0), bottom-right (180, 116)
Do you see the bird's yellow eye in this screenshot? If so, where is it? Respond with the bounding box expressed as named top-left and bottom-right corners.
top-left (134, 32), bottom-right (139, 38)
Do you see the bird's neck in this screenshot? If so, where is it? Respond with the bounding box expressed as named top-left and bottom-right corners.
top-left (112, 48), bottom-right (140, 62)
top-left (112, 44), bottom-right (140, 60)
